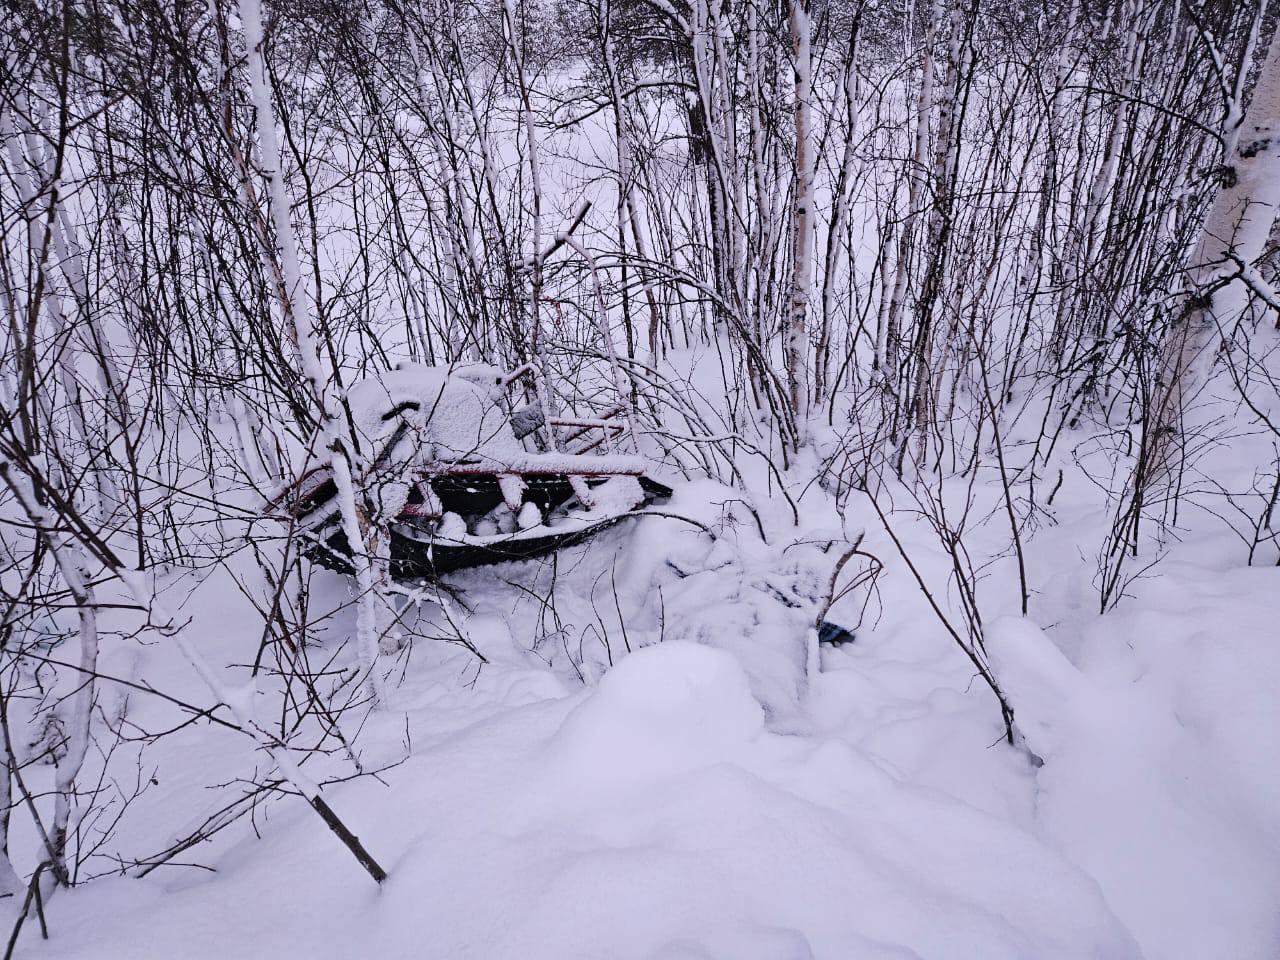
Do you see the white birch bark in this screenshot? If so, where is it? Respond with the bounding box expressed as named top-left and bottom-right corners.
top-left (787, 0), bottom-right (815, 429)
top-left (817, 12), bottom-right (865, 401)
top-left (746, 0), bottom-right (769, 352)
top-left (1155, 22), bottom-right (1280, 455)
top-left (501, 0), bottom-right (559, 447)
top-left (235, 0), bottom-right (388, 702)
top-left (1, 106), bottom-right (116, 524)
top-left (563, 236), bottom-right (638, 452)
top-left (883, 0), bottom-right (940, 390)
top-left (12, 93), bottom-right (133, 430)
top-left (599, 0), bottom-right (665, 363)
top-left (922, 5), bottom-right (968, 425)
top-left (0, 462), bottom-right (99, 887)
top-left (0, 728), bottom-right (20, 896)
top-left (712, 13), bottom-right (746, 292)
top-left (405, 21), bottom-right (470, 356)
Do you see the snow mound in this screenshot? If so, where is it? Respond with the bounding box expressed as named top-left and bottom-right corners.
top-left (986, 616), bottom-right (1085, 756)
top-left (654, 533), bottom-right (844, 720)
top-left (986, 599), bottom-right (1280, 960)
top-left (550, 642), bottom-right (763, 783)
top-left (34, 641), bottom-right (1141, 960)
top-left (648, 924), bottom-right (816, 960)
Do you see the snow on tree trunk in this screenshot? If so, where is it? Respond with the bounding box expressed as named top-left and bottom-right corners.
top-left (501, 0), bottom-right (559, 449)
top-left (1153, 22), bottom-right (1280, 472)
top-left (599, 0), bottom-right (665, 365)
top-left (787, 0), bottom-right (814, 433)
top-left (816, 10), bottom-right (865, 402)
top-left (235, 0), bottom-right (388, 703)
top-left (0, 462), bottom-right (98, 887)
top-left (1, 105), bottom-right (117, 522)
top-left (883, 0), bottom-right (940, 393)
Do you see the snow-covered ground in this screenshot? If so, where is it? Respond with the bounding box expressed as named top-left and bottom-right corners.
top-left (16, 352), bottom-right (1279, 960)
top-left (9, 4), bottom-right (1280, 953)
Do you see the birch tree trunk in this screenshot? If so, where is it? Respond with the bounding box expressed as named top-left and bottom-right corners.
top-left (787, 0), bottom-right (815, 433)
top-left (816, 7), bottom-right (866, 402)
top-left (1, 106), bottom-right (116, 523)
top-left (234, 0), bottom-right (389, 702)
top-left (501, 0), bottom-right (560, 446)
top-left (598, 0), bottom-right (665, 364)
top-left (883, 0), bottom-right (940, 395)
top-left (1152, 23), bottom-right (1280, 473)
top-left (0, 461), bottom-right (99, 888)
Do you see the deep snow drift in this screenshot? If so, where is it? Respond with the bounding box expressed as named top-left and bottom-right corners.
top-left (25, 640), bottom-right (1137, 960)
top-left (16, 394), bottom-right (1280, 959)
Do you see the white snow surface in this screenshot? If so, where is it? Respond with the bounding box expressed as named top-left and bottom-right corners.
top-left (16, 360), bottom-right (1280, 960)
top-left (345, 361), bottom-right (522, 465)
top-left (30, 640), bottom-right (1138, 960)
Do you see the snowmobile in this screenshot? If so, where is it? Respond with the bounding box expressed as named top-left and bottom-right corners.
top-left (270, 362), bottom-right (673, 579)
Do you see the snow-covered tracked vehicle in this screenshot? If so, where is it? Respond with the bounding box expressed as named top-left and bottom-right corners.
top-left (273, 363), bottom-right (672, 579)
